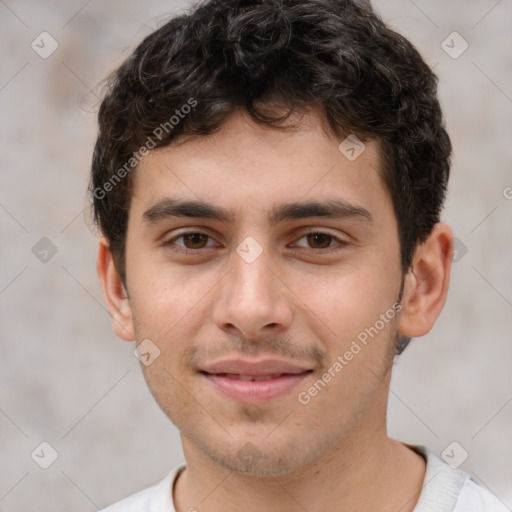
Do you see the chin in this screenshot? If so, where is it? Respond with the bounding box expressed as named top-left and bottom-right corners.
top-left (189, 429), bottom-right (323, 477)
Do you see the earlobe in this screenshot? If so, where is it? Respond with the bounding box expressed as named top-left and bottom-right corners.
top-left (398, 223), bottom-right (453, 338)
top-left (96, 237), bottom-right (135, 341)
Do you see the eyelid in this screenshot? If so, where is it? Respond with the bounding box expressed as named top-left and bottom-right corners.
top-left (162, 229), bottom-right (219, 250)
top-left (162, 228), bottom-right (350, 254)
top-left (290, 229), bottom-right (349, 250)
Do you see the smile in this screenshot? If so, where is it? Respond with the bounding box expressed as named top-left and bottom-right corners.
top-left (199, 359), bottom-right (313, 404)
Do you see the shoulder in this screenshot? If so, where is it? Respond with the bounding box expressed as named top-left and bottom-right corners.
top-left (453, 477), bottom-right (510, 512)
top-left (408, 445), bottom-right (508, 512)
top-left (101, 465), bottom-right (185, 512)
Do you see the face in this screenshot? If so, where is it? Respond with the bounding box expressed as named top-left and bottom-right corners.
top-left (120, 111), bottom-right (405, 476)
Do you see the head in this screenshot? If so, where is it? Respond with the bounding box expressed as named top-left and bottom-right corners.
top-left (92, 0), bottom-right (453, 476)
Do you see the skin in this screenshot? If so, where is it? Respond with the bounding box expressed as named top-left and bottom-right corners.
top-left (97, 109), bottom-right (453, 512)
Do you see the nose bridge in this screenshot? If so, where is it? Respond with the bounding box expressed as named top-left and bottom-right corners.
top-left (230, 241), bottom-right (277, 310)
top-left (212, 237), bottom-right (293, 336)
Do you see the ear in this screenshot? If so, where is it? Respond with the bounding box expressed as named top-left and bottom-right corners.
top-left (398, 223), bottom-right (453, 338)
top-left (96, 237), bottom-right (135, 341)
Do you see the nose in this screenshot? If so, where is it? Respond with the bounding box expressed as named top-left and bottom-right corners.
top-left (211, 243), bottom-right (294, 341)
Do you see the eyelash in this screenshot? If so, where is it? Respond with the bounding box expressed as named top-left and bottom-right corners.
top-left (163, 230), bottom-right (348, 255)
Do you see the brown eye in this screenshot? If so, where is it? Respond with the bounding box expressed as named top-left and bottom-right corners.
top-left (164, 231), bottom-right (217, 253)
top-left (306, 233), bottom-right (333, 249)
top-left (291, 231), bottom-right (348, 254)
top-left (182, 233), bottom-right (209, 249)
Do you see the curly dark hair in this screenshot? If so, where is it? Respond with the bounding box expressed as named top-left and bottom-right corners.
top-left (90, 0), bottom-right (451, 354)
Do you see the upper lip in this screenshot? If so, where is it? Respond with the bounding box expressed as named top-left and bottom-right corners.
top-left (200, 359), bottom-right (312, 376)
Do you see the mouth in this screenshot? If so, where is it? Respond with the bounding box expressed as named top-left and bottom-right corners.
top-left (210, 373), bottom-right (294, 381)
top-left (199, 359), bottom-right (313, 404)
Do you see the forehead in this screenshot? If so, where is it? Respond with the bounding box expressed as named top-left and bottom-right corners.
top-left (130, 110), bottom-right (390, 224)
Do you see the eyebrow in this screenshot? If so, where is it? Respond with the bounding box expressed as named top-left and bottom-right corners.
top-left (142, 197), bottom-right (373, 227)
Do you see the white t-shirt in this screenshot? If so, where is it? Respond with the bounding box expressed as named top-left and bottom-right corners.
top-left (101, 445), bottom-right (508, 511)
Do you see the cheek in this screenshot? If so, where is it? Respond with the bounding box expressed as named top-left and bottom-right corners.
top-left (129, 268), bottom-right (218, 381)
top-left (296, 263), bottom-right (399, 343)
top-left (129, 264), bottom-right (208, 333)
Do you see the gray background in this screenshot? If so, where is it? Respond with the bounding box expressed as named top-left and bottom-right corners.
top-left (1, 0), bottom-right (511, 510)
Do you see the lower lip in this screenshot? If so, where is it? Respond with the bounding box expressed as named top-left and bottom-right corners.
top-left (202, 372), bottom-right (310, 404)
